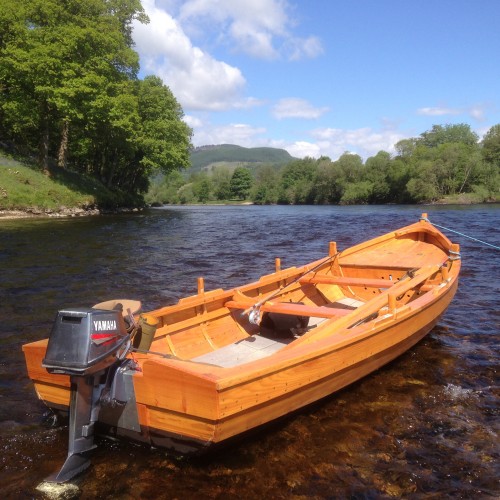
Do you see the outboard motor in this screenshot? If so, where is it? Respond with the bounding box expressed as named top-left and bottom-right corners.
top-left (42, 307), bottom-right (130, 483)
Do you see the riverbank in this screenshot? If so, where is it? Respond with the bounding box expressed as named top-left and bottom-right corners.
top-left (0, 151), bottom-right (143, 218)
top-left (1, 151), bottom-right (496, 221)
top-left (0, 206), bottom-right (143, 220)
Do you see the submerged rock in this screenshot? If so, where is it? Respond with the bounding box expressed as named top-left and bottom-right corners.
top-left (36, 481), bottom-right (80, 499)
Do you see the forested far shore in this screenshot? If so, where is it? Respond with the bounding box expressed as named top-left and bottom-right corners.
top-left (0, 2), bottom-right (498, 210)
top-left (147, 123), bottom-right (499, 206)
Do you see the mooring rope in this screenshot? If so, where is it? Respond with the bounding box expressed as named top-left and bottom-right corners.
top-left (421, 216), bottom-right (500, 251)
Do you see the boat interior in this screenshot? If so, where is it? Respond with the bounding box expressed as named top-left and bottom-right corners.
top-left (131, 228), bottom-right (457, 368)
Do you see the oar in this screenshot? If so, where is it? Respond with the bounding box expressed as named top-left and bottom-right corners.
top-left (242, 252), bottom-right (340, 321)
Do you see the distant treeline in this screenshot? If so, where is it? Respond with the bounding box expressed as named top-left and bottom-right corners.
top-left (148, 123), bottom-right (499, 205)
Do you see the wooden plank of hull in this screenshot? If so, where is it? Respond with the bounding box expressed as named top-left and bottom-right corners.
top-left (23, 339), bottom-right (70, 387)
top-left (23, 339), bottom-right (71, 407)
top-left (145, 406), bottom-right (217, 443)
top-left (212, 322), bottom-right (436, 444)
top-left (33, 381), bottom-right (70, 407)
top-left (215, 280), bottom-right (457, 420)
top-left (132, 279), bottom-right (457, 445)
top-left (132, 361), bottom-right (220, 421)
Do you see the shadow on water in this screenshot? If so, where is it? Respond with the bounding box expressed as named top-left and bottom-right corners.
top-left (0, 204), bottom-right (498, 498)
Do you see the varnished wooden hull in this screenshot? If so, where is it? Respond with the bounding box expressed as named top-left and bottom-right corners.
top-left (23, 215), bottom-right (460, 452)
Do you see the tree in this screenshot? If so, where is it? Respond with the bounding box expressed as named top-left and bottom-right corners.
top-left (406, 160), bottom-right (440, 202)
top-left (192, 173), bottom-right (212, 202)
top-left (212, 167), bottom-right (232, 200)
top-left (481, 124), bottom-right (500, 167)
top-left (335, 152), bottom-right (363, 182)
top-left (0, 0), bottom-right (148, 171)
top-left (251, 165), bottom-right (280, 204)
top-left (310, 160), bottom-right (345, 204)
top-left (386, 159), bottom-right (411, 203)
top-left (279, 158), bottom-right (317, 203)
top-left (340, 181), bottom-right (373, 205)
top-left (417, 123), bottom-right (479, 148)
top-left (364, 151), bottom-right (391, 203)
top-left (394, 138), bottom-right (418, 159)
top-left (1, 1), bottom-right (193, 201)
top-left (146, 170), bottom-right (186, 205)
top-left (137, 76), bottom-right (192, 175)
top-left (230, 167), bottom-right (253, 200)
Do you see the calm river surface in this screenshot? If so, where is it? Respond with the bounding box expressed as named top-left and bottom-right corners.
top-left (0, 204), bottom-right (498, 498)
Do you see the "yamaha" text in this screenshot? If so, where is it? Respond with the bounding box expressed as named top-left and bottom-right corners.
top-left (93, 320), bottom-right (117, 331)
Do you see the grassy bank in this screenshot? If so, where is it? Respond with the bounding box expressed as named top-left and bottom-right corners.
top-left (0, 152), bottom-right (141, 214)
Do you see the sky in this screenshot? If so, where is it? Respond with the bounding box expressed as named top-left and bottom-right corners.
top-left (132, 0), bottom-right (500, 160)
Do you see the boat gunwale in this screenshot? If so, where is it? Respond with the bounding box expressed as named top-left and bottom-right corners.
top-left (147, 219), bottom-right (455, 326)
top-left (139, 266), bottom-right (459, 391)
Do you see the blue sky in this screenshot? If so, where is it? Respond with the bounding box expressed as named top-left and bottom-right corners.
top-left (132, 0), bottom-right (500, 160)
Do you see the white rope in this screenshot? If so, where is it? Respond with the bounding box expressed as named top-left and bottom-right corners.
top-left (421, 217), bottom-right (500, 251)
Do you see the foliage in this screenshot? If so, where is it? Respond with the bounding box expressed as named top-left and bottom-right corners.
top-left (417, 123), bottom-right (479, 148)
top-left (0, 0), bottom-right (191, 203)
top-left (252, 165), bottom-right (280, 204)
top-left (212, 167), bottom-right (232, 200)
top-left (145, 123), bottom-right (498, 206)
top-left (481, 124), bottom-right (500, 166)
top-left (230, 167), bottom-right (253, 200)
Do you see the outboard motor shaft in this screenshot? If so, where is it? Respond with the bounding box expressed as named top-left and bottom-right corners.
top-left (42, 307), bottom-right (130, 483)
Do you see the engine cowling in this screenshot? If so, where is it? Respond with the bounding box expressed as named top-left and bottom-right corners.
top-left (42, 308), bottom-right (129, 376)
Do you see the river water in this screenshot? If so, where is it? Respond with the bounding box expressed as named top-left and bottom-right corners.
top-left (0, 204), bottom-right (498, 498)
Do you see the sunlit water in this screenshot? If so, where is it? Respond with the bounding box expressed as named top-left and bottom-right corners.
top-left (0, 204), bottom-right (498, 498)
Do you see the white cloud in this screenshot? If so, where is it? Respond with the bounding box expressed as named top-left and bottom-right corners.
top-left (285, 141), bottom-right (322, 158)
top-left (133, 0), bottom-right (251, 111)
top-left (183, 114), bottom-right (203, 128)
top-left (468, 104), bottom-right (487, 121)
top-left (132, 1), bottom-right (323, 113)
top-left (187, 119), bottom-right (407, 161)
top-left (273, 98), bottom-right (329, 120)
top-left (287, 35), bottom-right (324, 61)
top-left (417, 106), bottom-right (461, 116)
top-left (309, 127), bottom-right (405, 160)
top-left (190, 121), bottom-right (267, 147)
top-left (417, 103), bottom-right (490, 122)
top-left (179, 0), bottom-right (323, 61)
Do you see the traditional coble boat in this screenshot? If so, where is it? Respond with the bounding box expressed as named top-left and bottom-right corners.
top-left (23, 214), bottom-right (460, 482)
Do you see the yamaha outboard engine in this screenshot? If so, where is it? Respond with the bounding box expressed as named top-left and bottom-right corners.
top-left (42, 307), bottom-right (130, 483)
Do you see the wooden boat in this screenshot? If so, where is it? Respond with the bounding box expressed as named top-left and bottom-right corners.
top-left (23, 214), bottom-right (460, 482)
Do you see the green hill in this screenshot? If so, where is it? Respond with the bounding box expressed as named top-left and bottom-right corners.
top-left (189, 144), bottom-right (296, 172)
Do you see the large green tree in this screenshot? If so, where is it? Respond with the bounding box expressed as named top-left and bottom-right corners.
top-left (0, 0), bottom-right (146, 170)
top-left (212, 166), bottom-right (232, 200)
top-left (137, 76), bottom-right (192, 176)
top-left (0, 0), bottom-right (192, 199)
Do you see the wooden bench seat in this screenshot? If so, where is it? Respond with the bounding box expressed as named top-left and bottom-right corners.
top-left (299, 275), bottom-right (394, 288)
top-left (225, 300), bottom-right (353, 319)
